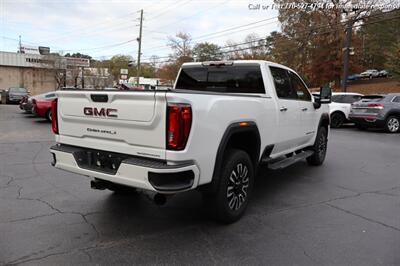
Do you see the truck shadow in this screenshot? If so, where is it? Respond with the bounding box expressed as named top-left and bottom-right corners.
top-left (87, 161), bottom-right (315, 241)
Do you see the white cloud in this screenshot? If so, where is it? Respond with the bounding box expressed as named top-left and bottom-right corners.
top-left (1, 0), bottom-right (280, 59)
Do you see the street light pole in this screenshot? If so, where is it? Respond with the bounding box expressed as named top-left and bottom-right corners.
top-left (136, 9), bottom-right (143, 87)
top-left (342, 19), bottom-right (353, 93)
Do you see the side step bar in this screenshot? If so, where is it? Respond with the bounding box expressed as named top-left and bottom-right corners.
top-left (267, 150), bottom-right (314, 170)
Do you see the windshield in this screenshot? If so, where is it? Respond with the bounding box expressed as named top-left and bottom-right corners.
top-left (175, 65), bottom-right (265, 94)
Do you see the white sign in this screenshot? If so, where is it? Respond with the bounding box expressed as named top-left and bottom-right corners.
top-left (20, 45), bottom-right (40, 55)
top-left (120, 69), bottom-right (128, 75)
top-left (65, 57), bottom-right (90, 67)
top-left (120, 74), bottom-right (128, 80)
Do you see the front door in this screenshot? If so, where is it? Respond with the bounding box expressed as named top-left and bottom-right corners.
top-left (269, 66), bottom-right (303, 154)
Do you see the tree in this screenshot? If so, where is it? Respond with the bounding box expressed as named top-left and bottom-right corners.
top-left (385, 41), bottom-right (400, 77)
top-left (64, 53), bottom-right (92, 60)
top-left (168, 32), bottom-right (193, 63)
top-left (95, 55), bottom-right (135, 81)
top-left (193, 42), bottom-right (221, 61)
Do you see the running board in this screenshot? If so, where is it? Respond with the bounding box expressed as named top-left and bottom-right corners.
top-left (267, 150), bottom-right (314, 170)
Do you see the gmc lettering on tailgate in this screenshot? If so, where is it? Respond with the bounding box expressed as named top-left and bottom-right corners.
top-left (84, 107), bottom-right (118, 118)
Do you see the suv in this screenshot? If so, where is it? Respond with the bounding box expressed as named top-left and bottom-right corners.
top-left (50, 60), bottom-right (331, 223)
top-left (350, 94), bottom-right (400, 133)
top-left (4, 87), bottom-right (29, 104)
top-left (329, 93), bottom-right (363, 128)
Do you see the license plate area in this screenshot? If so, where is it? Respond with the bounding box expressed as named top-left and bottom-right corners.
top-left (73, 149), bottom-right (128, 175)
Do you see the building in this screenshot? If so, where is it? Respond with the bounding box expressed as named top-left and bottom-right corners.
top-left (0, 51), bottom-right (112, 96)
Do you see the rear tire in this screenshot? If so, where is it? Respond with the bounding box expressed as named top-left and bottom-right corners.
top-left (307, 127), bottom-right (328, 166)
top-left (330, 112), bottom-right (345, 128)
top-left (385, 116), bottom-right (400, 133)
top-left (46, 110), bottom-right (52, 122)
top-left (208, 149), bottom-right (254, 224)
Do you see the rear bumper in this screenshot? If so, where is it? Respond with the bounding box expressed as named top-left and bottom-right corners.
top-left (50, 144), bottom-right (200, 194)
top-left (349, 115), bottom-right (385, 128)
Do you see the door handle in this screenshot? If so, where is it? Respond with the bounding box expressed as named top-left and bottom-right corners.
top-left (301, 107), bottom-right (308, 111)
top-left (280, 107), bottom-right (288, 112)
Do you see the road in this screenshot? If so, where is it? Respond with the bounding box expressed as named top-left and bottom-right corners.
top-left (0, 105), bottom-right (399, 265)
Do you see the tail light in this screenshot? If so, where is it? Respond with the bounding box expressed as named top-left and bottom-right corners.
top-left (167, 104), bottom-right (192, 150)
top-left (367, 103), bottom-right (384, 109)
top-left (51, 99), bottom-right (59, 134)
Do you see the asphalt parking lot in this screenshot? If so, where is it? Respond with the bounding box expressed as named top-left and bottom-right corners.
top-left (0, 104), bottom-right (399, 265)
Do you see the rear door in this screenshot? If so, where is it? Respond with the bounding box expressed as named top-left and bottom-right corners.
top-left (57, 90), bottom-right (167, 160)
top-left (269, 66), bottom-right (302, 153)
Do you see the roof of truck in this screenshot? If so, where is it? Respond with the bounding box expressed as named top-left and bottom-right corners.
top-left (182, 60), bottom-right (297, 73)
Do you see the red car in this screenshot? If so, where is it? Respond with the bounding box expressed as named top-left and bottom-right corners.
top-left (32, 93), bottom-right (57, 121)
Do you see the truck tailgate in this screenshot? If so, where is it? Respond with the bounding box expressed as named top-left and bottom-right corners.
top-left (56, 91), bottom-right (167, 160)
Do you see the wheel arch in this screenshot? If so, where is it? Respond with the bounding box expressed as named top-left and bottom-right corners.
top-left (205, 121), bottom-right (261, 193)
top-left (318, 112), bottom-right (330, 133)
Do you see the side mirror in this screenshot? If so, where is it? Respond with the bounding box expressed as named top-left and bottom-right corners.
top-left (319, 86), bottom-right (332, 104)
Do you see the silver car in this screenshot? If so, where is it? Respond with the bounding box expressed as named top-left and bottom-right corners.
top-left (4, 87), bottom-right (29, 104)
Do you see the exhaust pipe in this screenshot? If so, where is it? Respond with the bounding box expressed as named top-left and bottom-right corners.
top-left (142, 191), bottom-right (168, 205)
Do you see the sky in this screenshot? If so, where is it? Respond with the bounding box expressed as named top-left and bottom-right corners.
top-left (0, 0), bottom-right (280, 62)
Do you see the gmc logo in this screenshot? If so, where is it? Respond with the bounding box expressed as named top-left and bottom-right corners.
top-left (84, 107), bottom-right (118, 118)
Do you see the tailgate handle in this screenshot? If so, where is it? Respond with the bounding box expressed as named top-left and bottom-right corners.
top-left (91, 94), bottom-right (108, 102)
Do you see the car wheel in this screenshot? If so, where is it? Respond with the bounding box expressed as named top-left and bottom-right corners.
top-left (307, 127), bottom-right (328, 166)
top-left (369, 75), bottom-right (372, 79)
top-left (385, 116), bottom-right (400, 133)
top-left (46, 110), bottom-right (52, 122)
top-left (209, 149), bottom-right (254, 224)
top-left (330, 112), bottom-right (345, 128)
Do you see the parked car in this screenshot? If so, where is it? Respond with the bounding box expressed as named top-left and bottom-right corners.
top-left (32, 92), bottom-right (57, 121)
top-left (329, 92), bottom-right (363, 128)
top-left (347, 74), bottom-right (361, 81)
top-left (50, 60), bottom-right (332, 223)
top-left (21, 92), bottom-right (58, 113)
top-left (349, 93), bottom-right (400, 133)
top-left (378, 70), bottom-right (389, 78)
top-left (3, 87), bottom-right (29, 104)
top-left (359, 69), bottom-right (379, 79)
top-left (19, 96), bottom-right (32, 112)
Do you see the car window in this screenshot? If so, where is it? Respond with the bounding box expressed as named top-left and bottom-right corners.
top-left (10, 88), bottom-right (27, 93)
top-left (289, 71), bottom-right (311, 101)
top-left (45, 93), bottom-right (56, 98)
top-left (270, 67), bottom-right (297, 100)
top-left (392, 96), bottom-right (400, 103)
top-left (331, 95), bottom-right (344, 103)
top-left (175, 65), bottom-right (265, 93)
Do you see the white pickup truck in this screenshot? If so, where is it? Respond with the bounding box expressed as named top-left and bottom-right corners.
top-left (50, 60), bottom-right (331, 223)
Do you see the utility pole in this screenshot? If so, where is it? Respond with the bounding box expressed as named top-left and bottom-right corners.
top-left (136, 9), bottom-right (143, 87)
top-left (18, 35), bottom-right (21, 53)
top-left (342, 19), bottom-right (353, 93)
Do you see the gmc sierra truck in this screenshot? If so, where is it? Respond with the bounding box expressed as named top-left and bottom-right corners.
top-left (50, 60), bottom-right (331, 223)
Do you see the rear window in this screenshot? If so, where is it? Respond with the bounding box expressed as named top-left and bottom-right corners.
top-left (175, 65), bottom-right (265, 94)
top-left (360, 95), bottom-right (385, 102)
top-left (10, 88), bottom-right (27, 93)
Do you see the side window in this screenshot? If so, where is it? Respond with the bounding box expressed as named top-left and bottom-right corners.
top-left (289, 71), bottom-right (311, 101)
top-left (270, 67), bottom-right (297, 100)
top-left (331, 95), bottom-right (343, 103)
top-left (392, 96), bottom-right (400, 103)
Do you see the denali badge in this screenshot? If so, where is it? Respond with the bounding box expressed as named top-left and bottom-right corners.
top-left (84, 107), bottom-right (118, 118)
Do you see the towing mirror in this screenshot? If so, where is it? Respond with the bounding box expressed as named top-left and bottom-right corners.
top-left (319, 86), bottom-right (332, 104)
